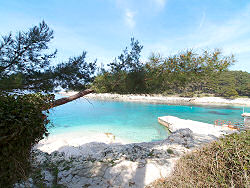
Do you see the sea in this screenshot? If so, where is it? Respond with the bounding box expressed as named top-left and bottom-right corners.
top-left (48, 95), bottom-right (249, 143)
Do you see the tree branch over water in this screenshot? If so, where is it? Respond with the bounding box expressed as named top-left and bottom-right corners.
top-left (51, 89), bottom-right (94, 109)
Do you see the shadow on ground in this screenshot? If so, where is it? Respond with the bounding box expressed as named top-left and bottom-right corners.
top-left (16, 129), bottom-right (217, 188)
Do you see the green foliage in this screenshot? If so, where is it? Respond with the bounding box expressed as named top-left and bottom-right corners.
top-left (0, 21), bottom-right (96, 187)
top-left (93, 48), bottom-right (245, 98)
top-left (215, 71), bottom-right (239, 98)
top-left (150, 130), bottom-right (250, 188)
top-left (53, 52), bottom-right (96, 91)
top-left (167, 148), bottom-right (174, 154)
top-left (0, 93), bottom-right (54, 187)
top-left (232, 71), bottom-right (250, 96)
top-left (179, 92), bottom-right (195, 98)
top-left (93, 38), bottom-right (145, 94)
top-left (0, 21), bottom-right (57, 92)
top-left (145, 49), bottom-right (235, 94)
top-left (109, 37), bottom-right (143, 73)
top-left (92, 73), bottom-right (110, 93)
top-left (0, 21), bottom-right (96, 93)
top-left (216, 86), bottom-right (239, 98)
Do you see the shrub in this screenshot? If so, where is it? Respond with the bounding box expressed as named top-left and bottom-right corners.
top-left (0, 93), bottom-right (54, 187)
top-left (216, 87), bottom-right (239, 99)
top-left (179, 92), bottom-right (194, 98)
top-left (167, 148), bottom-right (174, 154)
top-left (150, 130), bottom-right (250, 188)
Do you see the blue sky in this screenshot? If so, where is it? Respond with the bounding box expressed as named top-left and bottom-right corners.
top-left (0, 0), bottom-right (250, 72)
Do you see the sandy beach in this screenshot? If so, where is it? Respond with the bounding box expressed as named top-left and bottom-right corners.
top-left (60, 91), bottom-right (250, 106)
top-left (36, 131), bottom-right (129, 155)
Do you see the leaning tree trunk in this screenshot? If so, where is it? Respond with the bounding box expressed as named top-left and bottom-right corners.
top-left (50, 89), bottom-right (94, 109)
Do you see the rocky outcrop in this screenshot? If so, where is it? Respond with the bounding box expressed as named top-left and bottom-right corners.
top-left (15, 129), bottom-right (215, 188)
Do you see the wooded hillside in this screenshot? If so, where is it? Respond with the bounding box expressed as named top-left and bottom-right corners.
top-left (92, 38), bottom-right (250, 98)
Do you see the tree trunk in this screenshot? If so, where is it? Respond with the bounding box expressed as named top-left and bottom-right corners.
top-left (50, 89), bottom-right (94, 109)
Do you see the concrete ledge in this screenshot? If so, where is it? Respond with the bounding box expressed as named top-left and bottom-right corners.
top-left (242, 113), bottom-right (250, 129)
top-left (241, 113), bottom-right (250, 117)
top-left (158, 116), bottom-right (236, 137)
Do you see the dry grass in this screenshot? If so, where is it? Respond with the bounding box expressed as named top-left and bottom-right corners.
top-left (149, 131), bottom-right (250, 188)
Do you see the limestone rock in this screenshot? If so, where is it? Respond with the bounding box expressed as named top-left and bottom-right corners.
top-left (15, 127), bottom-right (221, 188)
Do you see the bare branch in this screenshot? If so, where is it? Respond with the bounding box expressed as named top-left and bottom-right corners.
top-left (50, 89), bottom-right (94, 109)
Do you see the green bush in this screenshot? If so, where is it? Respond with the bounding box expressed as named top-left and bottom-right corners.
top-left (216, 87), bottom-right (239, 99)
top-left (150, 130), bottom-right (250, 188)
top-left (0, 93), bottom-right (54, 187)
top-left (179, 92), bottom-right (194, 98)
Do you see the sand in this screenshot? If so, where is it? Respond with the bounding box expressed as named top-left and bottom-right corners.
top-left (36, 131), bottom-right (129, 155)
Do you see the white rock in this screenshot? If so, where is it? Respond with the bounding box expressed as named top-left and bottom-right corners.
top-left (42, 170), bottom-right (53, 186)
top-left (158, 116), bottom-right (236, 137)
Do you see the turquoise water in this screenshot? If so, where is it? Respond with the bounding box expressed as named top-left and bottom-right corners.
top-left (48, 97), bottom-right (249, 143)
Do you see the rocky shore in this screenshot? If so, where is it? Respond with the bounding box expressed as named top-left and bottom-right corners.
top-left (14, 92), bottom-right (247, 187)
top-left (60, 92), bottom-right (250, 106)
top-left (15, 129), bottom-right (226, 188)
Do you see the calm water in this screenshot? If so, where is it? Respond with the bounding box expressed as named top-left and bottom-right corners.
top-left (48, 97), bottom-right (249, 143)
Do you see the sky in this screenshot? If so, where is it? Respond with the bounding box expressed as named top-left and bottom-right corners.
top-left (0, 0), bottom-right (250, 72)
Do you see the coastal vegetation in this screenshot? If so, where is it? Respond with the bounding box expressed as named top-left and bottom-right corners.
top-left (149, 130), bottom-right (250, 188)
top-left (92, 38), bottom-right (250, 98)
top-left (0, 21), bottom-right (249, 187)
top-left (0, 21), bottom-right (95, 187)
top-left (0, 93), bottom-right (53, 186)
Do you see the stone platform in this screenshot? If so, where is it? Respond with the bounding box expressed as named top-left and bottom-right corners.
top-left (242, 113), bottom-right (250, 129)
top-left (158, 116), bottom-right (236, 137)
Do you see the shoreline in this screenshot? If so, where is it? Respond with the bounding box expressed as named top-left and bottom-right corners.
top-left (36, 131), bottom-right (129, 155)
top-left (29, 126), bottom-right (225, 187)
top-left (22, 92), bottom-right (247, 187)
top-left (59, 91), bottom-right (250, 107)
top-left (27, 113), bottom-right (240, 187)
top-left (40, 91), bottom-right (249, 156)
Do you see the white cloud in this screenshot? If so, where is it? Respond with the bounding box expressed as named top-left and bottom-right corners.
top-left (192, 9), bottom-right (250, 52)
top-left (143, 4), bottom-right (250, 72)
top-left (198, 11), bottom-right (206, 29)
top-left (153, 0), bottom-right (167, 9)
top-left (154, 4), bottom-right (250, 53)
top-left (125, 9), bottom-right (136, 28)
